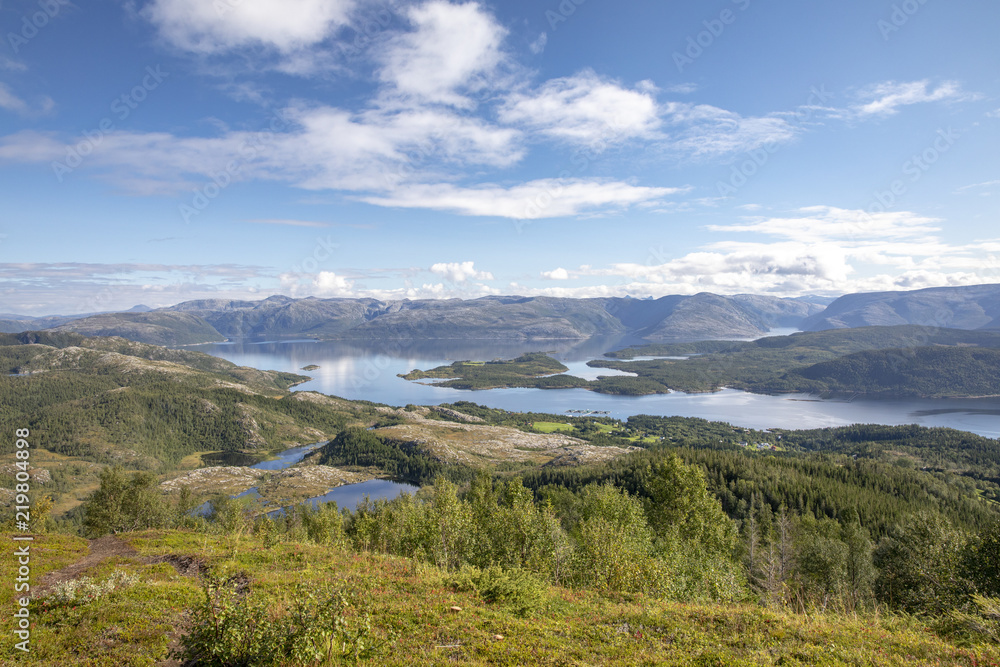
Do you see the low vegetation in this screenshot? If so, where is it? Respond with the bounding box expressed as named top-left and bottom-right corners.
top-left (4, 332), bottom-right (1000, 664)
top-left (399, 352), bottom-right (586, 390)
top-left (593, 325), bottom-right (1000, 397)
top-left (4, 459), bottom-right (999, 664)
top-left (402, 326), bottom-right (1000, 397)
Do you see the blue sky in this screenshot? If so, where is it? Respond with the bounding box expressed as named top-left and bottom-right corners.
top-left (1, 0), bottom-right (998, 314)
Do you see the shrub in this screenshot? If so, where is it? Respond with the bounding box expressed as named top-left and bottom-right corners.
top-left (448, 564), bottom-right (546, 615)
top-left (945, 595), bottom-right (1000, 643)
top-left (176, 575), bottom-right (387, 665)
top-left (37, 571), bottom-right (140, 612)
top-left (82, 467), bottom-right (172, 536)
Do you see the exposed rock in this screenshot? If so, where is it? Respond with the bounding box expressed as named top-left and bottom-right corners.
top-left (374, 413), bottom-right (637, 466)
top-left (429, 407), bottom-right (486, 423)
top-left (802, 283), bottom-right (1000, 331)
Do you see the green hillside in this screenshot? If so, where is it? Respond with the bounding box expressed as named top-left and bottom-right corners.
top-left (3, 334), bottom-right (1000, 664)
top-left (47, 311), bottom-right (226, 345)
top-left (799, 346), bottom-right (1000, 397)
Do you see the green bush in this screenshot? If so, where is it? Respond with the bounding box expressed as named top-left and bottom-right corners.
top-left (177, 576), bottom-right (387, 665)
top-left (36, 571), bottom-right (140, 612)
top-left (448, 564), bottom-right (546, 615)
top-left (82, 467), bottom-right (173, 536)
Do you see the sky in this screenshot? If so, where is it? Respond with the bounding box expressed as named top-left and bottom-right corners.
top-left (0, 0), bottom-right (999, 315)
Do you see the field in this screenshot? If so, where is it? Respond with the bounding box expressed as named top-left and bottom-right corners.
top-left (530, 421), bottom-right (574, 433)
top-left (3, 530), bottom-right (998, 666)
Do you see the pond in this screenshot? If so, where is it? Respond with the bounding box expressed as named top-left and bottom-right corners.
top-left (198, 441), bottom-right (418, 515)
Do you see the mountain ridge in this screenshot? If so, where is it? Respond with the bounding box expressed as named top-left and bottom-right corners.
top-left (34, 293), bottom-right (824, 344)
top-left (5, 283), bottom-right (998, 346)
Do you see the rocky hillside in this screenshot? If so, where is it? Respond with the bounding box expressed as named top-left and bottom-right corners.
top-left (32, 293), bottom-right (824, 344)
top-left (46, 311), bottom-right (225, 346)
top-left (17, 284), bottom-right (1000, 345)
top-left (802, 283), bottom-right (1000, 331)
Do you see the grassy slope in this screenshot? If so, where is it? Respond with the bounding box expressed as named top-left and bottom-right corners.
top-left (2, 529), bottom-right (997, 666)
top-left (0, 335), bottom-right (382, 514)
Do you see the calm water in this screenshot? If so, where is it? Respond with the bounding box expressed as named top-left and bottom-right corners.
top-left (203, 441), bottom-right (417, 513)
top-left (268, 479), bottom-right (419, 517)
top-left (187, 337), bottom-right (1000, 438)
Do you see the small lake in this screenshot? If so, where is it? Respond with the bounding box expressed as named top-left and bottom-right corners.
top-left (201, 441), bottom-right (418, 514)
top-left (266, 479), bottom-right (419, 518)
top-left (187, 336), bottom-right (1000, 438)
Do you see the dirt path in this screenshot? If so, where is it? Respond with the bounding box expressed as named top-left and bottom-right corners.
top-left (32, 535), bottom-right (206, 665)
top-left (33, 535), bottom-right (141, 596)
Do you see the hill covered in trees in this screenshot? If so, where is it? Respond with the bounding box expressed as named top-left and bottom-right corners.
top-left (401, 326), bottom-right (1000, 397)
top-left (4, 333), bottom-right (1000, 664)
top-left (0, 332), bottom-right (380, 513)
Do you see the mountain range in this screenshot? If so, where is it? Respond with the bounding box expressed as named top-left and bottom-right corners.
top-left (3, 283), bottom-right (998, 345)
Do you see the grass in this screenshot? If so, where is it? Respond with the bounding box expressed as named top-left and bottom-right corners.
top-left (177, 449), bottom-right (219, 470)
top-left (3, 528), bottom-right (999, 665)
top-left (531, 422), bottom-right (574, 433)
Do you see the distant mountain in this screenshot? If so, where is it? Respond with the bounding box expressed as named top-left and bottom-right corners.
top-left (160, 293), bottom-right (822, 342)
top-left (25, 284), bottom-right (1000, 346)
top-left (47, 311), bottom-right (225, 346)
top-left (801, 284), bottom-right (1000, 331)
top-left (29, 293), bottom-right (825, 344)
top-left (0, 313), bottom-right (92, 333)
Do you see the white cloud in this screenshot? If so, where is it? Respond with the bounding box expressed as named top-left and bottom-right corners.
top-left (854, 80), bottom-right (971, 117)
top-left (541, 268), bottom-right (570, 280)
top-left (0, 83), bottom-right (54, 116)
top-left (0, 103), bottom-right (523, 195)
top-left (377, 1), bottom-right (507, 108)
top-left (956, 180), bottom-right (1000, 194)
top-left (665, 83), bottom-right (698, 95)
top-left (500, 71), bottom-right (660, 145)
top-left (528, 32), bottom-right (547, 55)
top-left (0, 262), bottom-right (273, 314)
top-left (661, 102), bottom-right (798, 157)
top-left (0, 56), bottom-right (27, 72)
top-left (144, 0), bottom-right (354, 54)
top-left (360, 179), bottom-right (683, 219)
top-left (708, 206), bottom-right (942, 243)
top-left (554, 206), bottom-right (1000, 297)
top-left (285, 105), bottom-right (524, 191)
top-left (313, 271), bottom-right (355, 296)
top-left (429, 261), bottom-right (493, 282)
